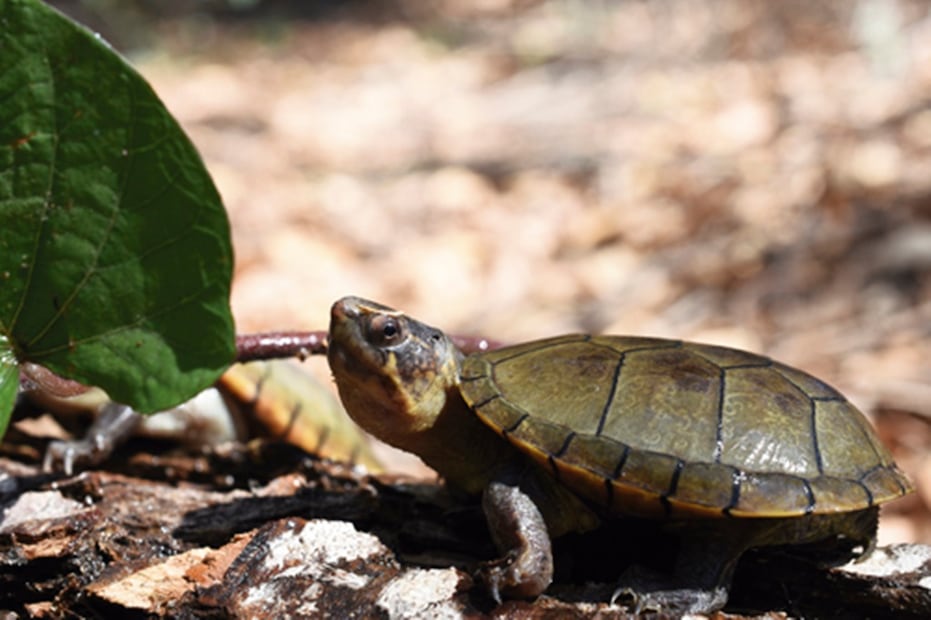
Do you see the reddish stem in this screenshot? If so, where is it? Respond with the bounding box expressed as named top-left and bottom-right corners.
top-left (235, 331), bottom-right (505, 360)
top-left (235, 331), bottom-right (328, 361)
top-left (18, 330), bottom-right (506, 397)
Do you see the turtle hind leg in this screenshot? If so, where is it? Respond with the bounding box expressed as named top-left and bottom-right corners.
top-left (611, 528), bottom-right (748, 615)
top-left (610, 558), bottom-right (735, 614)
top-left (611, 574), bottom-right (729, 615)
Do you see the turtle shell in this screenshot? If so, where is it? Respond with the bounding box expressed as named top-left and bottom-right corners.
top-left (459, 335), bottom-right (912, 519)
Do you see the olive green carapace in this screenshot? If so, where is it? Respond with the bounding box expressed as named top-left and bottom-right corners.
top-left (459, 335), bottom-right (911, 519)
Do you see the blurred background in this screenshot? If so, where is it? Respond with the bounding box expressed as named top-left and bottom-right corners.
top-left (51, 0), bottom-right (930, 542)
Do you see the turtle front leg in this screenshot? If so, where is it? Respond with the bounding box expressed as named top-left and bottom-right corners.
top-left (478, 480), bottom-right (554, 602)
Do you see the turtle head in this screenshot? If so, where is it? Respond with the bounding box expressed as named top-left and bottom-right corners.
top-left (327, 297), bottom-right (462, 448)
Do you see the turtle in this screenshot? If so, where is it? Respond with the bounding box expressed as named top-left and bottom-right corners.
top-left (326, 296), bottom-right (912, 614)
top-left (28, 359), bottom-right (381, 474)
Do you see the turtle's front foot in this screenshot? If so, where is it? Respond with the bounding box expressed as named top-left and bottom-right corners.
top-left (43, 402), bottom-right (140, 474)
top-left (477, 480), bottom-right (554, 602)
top-left (478, 547), bottom-right (552, 603)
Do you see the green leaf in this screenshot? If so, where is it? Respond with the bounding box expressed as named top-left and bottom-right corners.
top-left (0, 0), bottom-right (235, 433)
top-left (0, 335), bottom-right (16, 435)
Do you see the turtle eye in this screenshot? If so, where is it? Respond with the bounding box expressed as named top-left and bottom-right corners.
top-left (367, 315), bottom-right (404, 346)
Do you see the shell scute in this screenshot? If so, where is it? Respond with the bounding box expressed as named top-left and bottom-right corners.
top-left (808, 476), bottom-right (872, 512)
top-left (506, 415), bottom-right (575, 459)
top-left (487, 338), bottom-right (619, 436)
top-left (731, 472), bottom-right (813, 516)
top-left (684, 341), bottom-right (769, 368)
top-left (771, 360), bottom-right (844, 400)
top-left (672, 462), bottom-right (738, 514)
top-left (718, 366), bottom-right (818, 476)
top-left (560, 433), bottom-right (628, 481)
top-left (816, 398), bottom-right (881, 479)
top-left (600, 347), bottom-right (722, 463)
top-left (862, 466), bottom-right (909, 502)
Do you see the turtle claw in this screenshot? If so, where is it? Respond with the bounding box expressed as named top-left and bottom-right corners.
top-left (476, 559), bottom-right (505, 605)
top-left (42, 440), bottom-right (81, 475)
top-left (477, 548), bottom-right (550, 602)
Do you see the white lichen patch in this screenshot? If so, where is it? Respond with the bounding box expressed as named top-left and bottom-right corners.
top-left (276, 562), bottom-right (371, 590)
top-left (240, 580), bottom-right (321, 613)
top-left (264, 520), bottom-right (386, 572)
top-left (376, 568), bottom-right (464, 619)
top-left (0, 490), bottom-right (88, 533)
top-left (233, 521), bottom-right (399, 617)
top-left (253, 519), bottom-right (392, 595)
top-left (841, 544), bottom-right (931, 577)
top-left (319, 567), bottom-right (372, 590)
